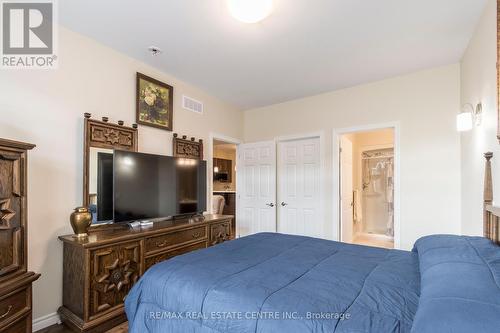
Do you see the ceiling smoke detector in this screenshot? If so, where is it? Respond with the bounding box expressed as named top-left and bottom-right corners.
top-left (148, 46), bottom-right (162, 56)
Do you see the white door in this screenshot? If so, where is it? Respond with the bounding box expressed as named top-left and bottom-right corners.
top-left (237, 141), bottom-right (277, 237)
top-left (277, 137), bottom-right (322, 238)
top-left (340, 136), bottom-right (354, 243)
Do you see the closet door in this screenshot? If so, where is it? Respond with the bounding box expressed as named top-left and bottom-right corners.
top-left (237, 141), bottom-right (276, 237)
top-left (277, 137), bottom-right (322, 238)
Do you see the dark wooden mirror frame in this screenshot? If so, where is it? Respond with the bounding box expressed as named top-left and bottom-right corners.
top-left (172, 133), bottom-right (204, 160)
top-left (82, 113), bottom-right (138, 210)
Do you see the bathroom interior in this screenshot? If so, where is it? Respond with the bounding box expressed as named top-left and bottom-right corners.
top-left (340, 128), bottom-right (395, 249)
top-left (212, 139), bottom-right (237, 231)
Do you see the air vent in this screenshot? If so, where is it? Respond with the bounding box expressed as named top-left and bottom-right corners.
top-left (182, 95), bottom-right (203, 114)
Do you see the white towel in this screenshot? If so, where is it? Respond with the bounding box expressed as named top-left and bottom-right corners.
top-left (385, 161), bottom-right (394, 204)
top-left (353, 189), bottom-right (363, 223)
top-left (386, 161), bottom-right (394, 178)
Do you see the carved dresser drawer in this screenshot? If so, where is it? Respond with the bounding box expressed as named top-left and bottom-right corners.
top-left (88, 241), bottom-right (141, 319)
top-left (145, 241), bottom-right (207, 270)
top-left (145, 226), bottom-right (207, 254)
top-left (2, 316), bottom-right (27, 333)
top-left (0, 285), bottom-right (30, 330)
top-left (209, 220), bottom-right (231, 246)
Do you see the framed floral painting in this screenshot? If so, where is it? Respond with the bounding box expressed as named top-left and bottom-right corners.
top-left (136, 72), bottom-right (173, 131)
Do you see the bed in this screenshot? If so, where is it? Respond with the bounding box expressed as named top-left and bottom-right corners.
top-left (125, 153), bottom-right (500, 333)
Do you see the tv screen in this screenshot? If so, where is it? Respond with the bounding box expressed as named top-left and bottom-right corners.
top-left (113, 150), bottom-right (207, 223)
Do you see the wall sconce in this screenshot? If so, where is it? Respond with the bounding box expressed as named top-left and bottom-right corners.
top-left (214, 166), bottom-right (219, 173)
top-left (456, 103), bottom-right (482, 132)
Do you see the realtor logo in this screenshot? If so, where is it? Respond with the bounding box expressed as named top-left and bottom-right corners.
top-left (1, 0), bottom-right (57, 68)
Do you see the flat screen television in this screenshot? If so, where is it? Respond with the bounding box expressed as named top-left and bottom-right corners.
top-left (113, 150), bottom-right (207, 223)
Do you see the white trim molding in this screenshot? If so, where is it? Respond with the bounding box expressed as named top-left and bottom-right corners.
top-left (33, 312), bottom-right (61, 332)
top-left (332, 122), bottom-right (401, 249)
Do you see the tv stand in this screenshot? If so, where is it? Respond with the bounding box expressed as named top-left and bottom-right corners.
top-left (58, 214), bottom-right (233, 333)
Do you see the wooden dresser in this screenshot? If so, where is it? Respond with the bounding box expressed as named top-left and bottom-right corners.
top-left (0, 139), bottom-right (40, 333)
top-left (58, 214), bottom-right (233, 333)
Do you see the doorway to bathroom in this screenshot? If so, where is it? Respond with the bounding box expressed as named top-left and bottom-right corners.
top-left (337, 126), bottom-right (398, 249)
top-left (209, 133), bottom-right (241, 238)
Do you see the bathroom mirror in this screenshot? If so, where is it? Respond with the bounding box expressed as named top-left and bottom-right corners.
top-left (82, 114), bottom-right (138, 223)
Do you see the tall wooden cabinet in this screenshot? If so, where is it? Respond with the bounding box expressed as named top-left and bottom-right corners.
top-left (0, 139), bottom-right (40, 332)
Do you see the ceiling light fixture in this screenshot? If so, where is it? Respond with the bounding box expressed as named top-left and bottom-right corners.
top-left (227, 0), bottom-right (273, 23)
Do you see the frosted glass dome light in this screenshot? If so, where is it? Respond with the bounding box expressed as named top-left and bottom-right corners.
top-left (227, 0), bottom-right (273, 23)
top-left (456, 112), bottom-right (473, 132)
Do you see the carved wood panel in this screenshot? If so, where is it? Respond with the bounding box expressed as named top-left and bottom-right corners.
top-left (209, 221), bottom-right (231, 246)
top-left (89, 124), bottom-right (133, 150)
top-left (0, 150), bottom-right (23, 278)
top-left (173, 133), bottom-right (203, 160)
top-left (87, 120), bottom-right (137, 151)
top-left (89, 241), bottom-right (141, 319)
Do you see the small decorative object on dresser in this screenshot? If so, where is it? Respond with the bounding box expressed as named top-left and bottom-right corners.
top-left (58, 214), bottom-right (233, 333)
top-left (69, 207), bottom-right (92, 238)
top-left (0, 138), bottom-right (40, 333)
top-left (136, 72), bottom-right (174, 131)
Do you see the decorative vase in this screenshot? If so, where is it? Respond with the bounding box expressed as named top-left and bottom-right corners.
top-left (70, 206), bottom-right (92, 238)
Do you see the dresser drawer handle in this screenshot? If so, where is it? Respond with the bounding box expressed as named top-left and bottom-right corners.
top-left (0, 306), bottom-right (12, 319)
top-left (192, 232), bottom-right (201, 238)
top-left (156, 241), bottom-right (168, 248)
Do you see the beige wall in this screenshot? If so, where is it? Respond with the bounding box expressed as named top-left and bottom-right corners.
top-left (244, 64), bottom-right (462, 250)
top-left (213, 144), bottom-right (237, 191)
top-left (460, 0), bottom-right (498, 236)
top-left (0, 26), bottom-right (243, 320)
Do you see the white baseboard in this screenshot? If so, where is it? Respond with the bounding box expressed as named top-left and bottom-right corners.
top-left (33, 312), bottom-right (61, 332)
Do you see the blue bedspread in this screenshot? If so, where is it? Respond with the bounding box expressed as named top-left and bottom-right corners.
top-left (125, 233), bottom-right (420, 332)
top-left (126, 233), bottom-right (500, 332)
top-left (410, 235), bottom-right (500, 333)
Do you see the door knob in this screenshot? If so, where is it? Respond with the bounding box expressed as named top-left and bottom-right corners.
top-left (266, 203), bottom-right (275, 207)
top-left (281, 202), bottom-right (288, 207)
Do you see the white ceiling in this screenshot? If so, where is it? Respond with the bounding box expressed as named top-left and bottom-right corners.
top-left (59, 0), bottom-right (487, 110)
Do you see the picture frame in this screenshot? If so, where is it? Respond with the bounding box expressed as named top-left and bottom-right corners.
top-left (136, 72), bottom-right (174, 131)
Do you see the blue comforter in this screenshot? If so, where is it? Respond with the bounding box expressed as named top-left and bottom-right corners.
top-left (126, 233), bottom-right (420, 332)
top-left (410, 235), bottom-right (500, 333)
top-left (125, 233), bottom-right (499, 332)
